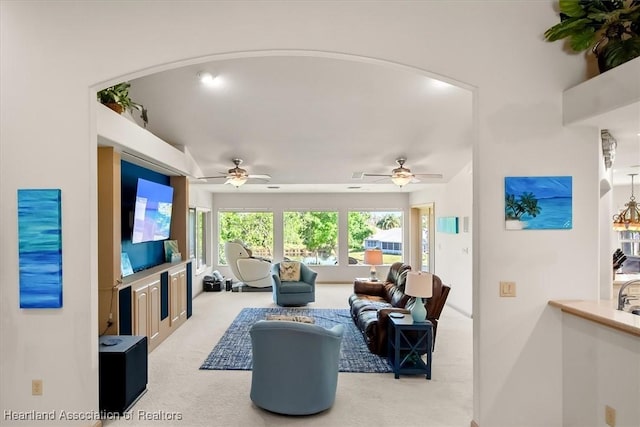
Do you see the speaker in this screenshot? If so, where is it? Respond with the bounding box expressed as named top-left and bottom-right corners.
top-left (99, 335), bottom-right (148, 414)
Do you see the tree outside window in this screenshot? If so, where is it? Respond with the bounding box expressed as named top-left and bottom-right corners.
top-left (283, 211), bottom-right (338, 265)
top-left (218, 211), bottom-right (273, 264)
top-left (348, 211), bottom-right (403, 264)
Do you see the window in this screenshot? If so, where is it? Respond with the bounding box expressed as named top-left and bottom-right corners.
top-left (620, 230), bottom-right (640, 256)
top-left (283, 211), bottom-right (338, 265)
top-left (348, 211), bottom-right (403, 265)
top-left (189, 207), bottom-right (210, 272)
top-left (218, 211), bottom-right (273, 264)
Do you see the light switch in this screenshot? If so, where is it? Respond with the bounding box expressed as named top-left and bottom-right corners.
top-left (500, 281), bottom-right (516, 297)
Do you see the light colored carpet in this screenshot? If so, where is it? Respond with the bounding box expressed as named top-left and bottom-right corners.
top-left (104, 284), bottom-right (473, 427)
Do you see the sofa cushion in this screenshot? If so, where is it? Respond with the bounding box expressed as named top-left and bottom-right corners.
top-left (279, 261), bottom-right (301, 281)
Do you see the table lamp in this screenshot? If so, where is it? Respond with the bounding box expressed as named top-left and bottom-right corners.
top-left (363, 248), bottom-right (383, 282)
top-left (405, 271), bottom-right (433, 322)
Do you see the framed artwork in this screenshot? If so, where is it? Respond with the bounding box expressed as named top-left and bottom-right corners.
top-left (121, 252), bottom-right (134, 277)
top-left (437, 216), bottom-right (459, 234)
top-left (18, 189), bottom-right (63, 308)
top-left (504, 176), bottom-right (572, 230)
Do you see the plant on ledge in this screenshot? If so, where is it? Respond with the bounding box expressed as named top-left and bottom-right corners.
top-left (97, 82), bottom-right (148, 127)
top-left (544, 0), bottom-right (640, 73)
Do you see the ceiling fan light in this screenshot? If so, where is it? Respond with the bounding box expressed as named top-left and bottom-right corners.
top-left (228, 175), bottom-right (248, 187)
top-left (391, 174), bottom-right (412, 187)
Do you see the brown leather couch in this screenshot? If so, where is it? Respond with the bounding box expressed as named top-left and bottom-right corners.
top-left (348, 262), bottom-right (450, 356)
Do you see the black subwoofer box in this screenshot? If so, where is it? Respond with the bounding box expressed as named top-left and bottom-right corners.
top-left (99, 335), bottom-right (148, 414)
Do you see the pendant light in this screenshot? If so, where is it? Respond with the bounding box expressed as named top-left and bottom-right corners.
top-left (613, 174), bottom-right (640, 231)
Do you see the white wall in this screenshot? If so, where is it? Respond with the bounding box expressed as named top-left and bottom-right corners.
top-left (562, 313), bottom-right (640, 427)
top-left (0, 2), bottom-right (603, 426)
top-left (212, 192), bottom-right (409, 283)
top-left (412, 162), bottom-right (473, 316)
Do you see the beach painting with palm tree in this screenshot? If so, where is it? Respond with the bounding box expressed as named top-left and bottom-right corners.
top-left (505, 176), bottom-right (572, 230)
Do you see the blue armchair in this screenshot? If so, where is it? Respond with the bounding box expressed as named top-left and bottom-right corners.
top-left (271, 261), bottom-right (316, 306)
top-left (250, 320), bottom-right (344, 415)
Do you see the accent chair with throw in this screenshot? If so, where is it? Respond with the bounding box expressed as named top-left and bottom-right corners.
top-left (271, 261), bottom-right (317, 306)
top-left (250, 320), bottom-right (344, 415)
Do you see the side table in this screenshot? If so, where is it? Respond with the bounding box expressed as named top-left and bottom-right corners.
top-left (387, 314), bottom-right (433, 379)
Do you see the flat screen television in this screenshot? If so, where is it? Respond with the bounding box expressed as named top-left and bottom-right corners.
top-left (131, 178), bottom-right (174, 244)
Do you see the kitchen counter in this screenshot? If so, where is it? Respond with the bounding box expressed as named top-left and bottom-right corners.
top-left (548, 299), bottom-right (640, 337)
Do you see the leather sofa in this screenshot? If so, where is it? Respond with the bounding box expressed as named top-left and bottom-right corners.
top-left (348, 262), bottom-right (450, 356)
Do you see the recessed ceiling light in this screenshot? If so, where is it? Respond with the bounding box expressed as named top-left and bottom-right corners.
top-left (197, 72), bottom-right (223, 88)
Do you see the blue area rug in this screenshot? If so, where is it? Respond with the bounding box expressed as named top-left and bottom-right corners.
top-left (200, 307), bottom-right (392, 373)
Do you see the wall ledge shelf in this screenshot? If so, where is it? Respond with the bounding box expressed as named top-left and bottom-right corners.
top-left (563, 57), bottom-right (640, 127)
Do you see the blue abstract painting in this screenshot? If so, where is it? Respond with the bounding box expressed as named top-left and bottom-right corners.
top-left (18, 189), bottom-right (63, 308)
top-left (437, 216), bottom-right (459, 234)
top-left (504, 176), bottom-right (572, 230)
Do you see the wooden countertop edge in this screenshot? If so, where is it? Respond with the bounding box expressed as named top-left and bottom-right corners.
top-left (549, 300), bottom-right (640, 337)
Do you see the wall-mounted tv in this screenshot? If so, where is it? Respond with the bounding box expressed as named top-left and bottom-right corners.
top-left (131, 178), bottom-right (174, 244)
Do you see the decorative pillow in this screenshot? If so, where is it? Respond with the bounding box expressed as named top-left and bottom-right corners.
top-left (279, 261), bottom-right (301, 282)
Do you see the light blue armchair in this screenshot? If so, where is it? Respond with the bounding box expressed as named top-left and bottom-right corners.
top-left (271, 261), bottom-right (317, 306)
top-left (250, 320), bottom-right (344, 415)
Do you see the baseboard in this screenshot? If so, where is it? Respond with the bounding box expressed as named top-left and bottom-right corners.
top-left (471, 419), bottom-right (479, 427)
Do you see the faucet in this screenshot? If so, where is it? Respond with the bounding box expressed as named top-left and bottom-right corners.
top-left (617, 279), bottom-right (640, 310)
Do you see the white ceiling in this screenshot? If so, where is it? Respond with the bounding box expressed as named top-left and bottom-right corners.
top-left (127, 55), bottom-right (473, 193)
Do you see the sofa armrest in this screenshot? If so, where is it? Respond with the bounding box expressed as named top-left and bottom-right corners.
top-left (354, 280), bottom-right (386, 296)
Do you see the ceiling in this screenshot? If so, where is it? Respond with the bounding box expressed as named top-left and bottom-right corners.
top-left (127, 55), bottom-right (474, 193)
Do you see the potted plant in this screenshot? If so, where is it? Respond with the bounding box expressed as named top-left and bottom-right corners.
top-left (97, 82), bottom-right (148, 127)
top-left (505, 192), bottom-right (541, 230)
top-left (544, 0), bottom-right (640, 73)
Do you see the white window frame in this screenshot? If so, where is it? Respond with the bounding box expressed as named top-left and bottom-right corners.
top-left (189, 207), bottom-right (211, 274)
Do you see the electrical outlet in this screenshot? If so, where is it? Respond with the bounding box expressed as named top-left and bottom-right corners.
top-left (605, 405), bottom-right (616, 427)
top-left (500, 281), bottom-right (516, 297)
top-left (32, 379), bottom-right (42, 396)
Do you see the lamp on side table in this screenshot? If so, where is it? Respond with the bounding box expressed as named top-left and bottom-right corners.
top-left (363, 248), bottom-right (383, 282)
top-left (405, 271), bottom-right (433, 323)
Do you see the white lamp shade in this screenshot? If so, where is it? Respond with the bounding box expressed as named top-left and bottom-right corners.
top-left (363, 249), bottom-right (383, 266)
top-left (405, 271), bottom-right (433, 298)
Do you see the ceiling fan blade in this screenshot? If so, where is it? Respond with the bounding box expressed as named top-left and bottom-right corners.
top-left (413, 173), bottom-right (443, 179)
top-left (197, 175), bottom-right (227, 180)
top-left (362, 173), bottom-right (393, 177)
top-left (247, 174), bottom-right (271, 180)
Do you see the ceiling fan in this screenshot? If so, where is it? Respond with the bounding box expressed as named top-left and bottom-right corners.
top-left (199, 158), bottom-right (271, 187)
top-left (362, 157), bottom-right (443, 187)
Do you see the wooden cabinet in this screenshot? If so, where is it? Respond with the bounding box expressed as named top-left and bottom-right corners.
top-left (169, 266), bottom-right (187, 328)
top-left (118, 261), bottom-right (191, 353)
top-left (132, 276), bottom-right (161, 352)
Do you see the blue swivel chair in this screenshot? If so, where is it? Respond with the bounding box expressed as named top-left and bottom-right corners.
top-left (271, 261), bottom-right (317, 306)
top-left (249, 320), bottom-right (344, 415)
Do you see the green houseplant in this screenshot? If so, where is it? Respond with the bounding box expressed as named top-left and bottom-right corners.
top-left (97, 82), bottom-right (148, 127)
top-left (544, 0), bottom-right (640, 73)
